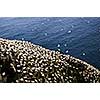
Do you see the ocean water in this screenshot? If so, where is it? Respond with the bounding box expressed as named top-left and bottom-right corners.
top-left (0, 17), bottom-right (100, 69)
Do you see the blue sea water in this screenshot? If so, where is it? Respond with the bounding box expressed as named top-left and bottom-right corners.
top-left (0, 17), bottom-right (100, 69)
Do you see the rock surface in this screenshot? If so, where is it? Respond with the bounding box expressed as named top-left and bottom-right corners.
top-left (0, 38), bottom-right (100, 83)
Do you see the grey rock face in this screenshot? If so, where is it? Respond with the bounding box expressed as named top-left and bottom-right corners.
top-left (0, 38), bottom-right (100, 83)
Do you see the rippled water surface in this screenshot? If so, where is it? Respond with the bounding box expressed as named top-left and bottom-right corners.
top-left (0, 17), bottom-right (100, 69)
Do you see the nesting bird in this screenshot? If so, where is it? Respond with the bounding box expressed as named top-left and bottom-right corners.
top-left (0, 38), bottom-right (100, 83)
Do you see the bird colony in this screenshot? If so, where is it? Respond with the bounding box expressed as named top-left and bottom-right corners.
top-left (0, 38), bottom-right (100, 83)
